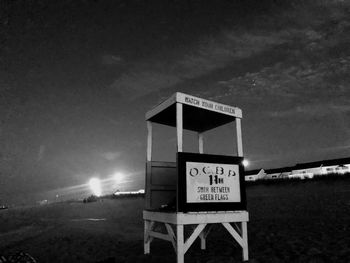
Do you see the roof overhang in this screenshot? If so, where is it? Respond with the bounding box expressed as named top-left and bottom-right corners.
top-left (145, 92), bottom-right (242, 132)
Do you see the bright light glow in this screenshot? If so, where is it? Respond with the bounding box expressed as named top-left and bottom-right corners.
top-left (242, 159), bottom-right (249, 167)
top-left (113, 173), bottom-right (124, 184)
top-left (89, 178), bottom-right (102, 197)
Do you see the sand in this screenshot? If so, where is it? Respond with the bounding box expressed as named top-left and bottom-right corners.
top-left (1, 178), bottom-right (349, 262)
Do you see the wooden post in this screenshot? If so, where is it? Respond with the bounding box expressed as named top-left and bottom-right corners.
top-left (199, 231), bottom-right (206, 250)
top-left (242, 221), bottom-right (249, 261)
top-left (144, 220), bottom-right (151, 254)
top-left (176, 103), bottom-right (183, 153)
top-left (147, 121), bottom-right (152, 162)
top-left (235, 118), bottom-right (243, 157)
top-left (198, 133), bottom-right (204, 154)
top-left (176, 224), bottom-right (184, 263)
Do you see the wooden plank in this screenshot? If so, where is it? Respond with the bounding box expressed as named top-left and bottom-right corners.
top-left (147, 121), bottom-right (152, 162)
top-left (199, 231), bottom-right (206, 250)
top-left (177, 211), bottom-right (249, 224)
top-left (145, 162), bottom-right (152, 210)
top-left (184, 224), bottom-right (207, 253)
top-left (222, 222), bottom-right (243, 247)
top-left (144, 220), bottom-right (154, 254)
top-left (242, 221), bottom-right (249, 261)
top-left (176, 224), bottom-right (184, 263)
top-left (145, 94), bottom-right (177, 120)
top-left (236, 118), bottom-right (243, 157)
top-left (143, 211), bottom-right (249, 224)
top-left (176, 102), bottom-right (183, 152)
top-left (198, 133), bottom-right (204, 154)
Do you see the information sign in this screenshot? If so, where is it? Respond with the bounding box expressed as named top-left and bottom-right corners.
top-left (186, 162), bottom-right (241, 203)
top-left (178, 152), bottom-right (246, 212)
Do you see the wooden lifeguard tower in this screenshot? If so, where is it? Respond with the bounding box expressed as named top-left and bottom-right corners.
top-left (143, 92), bottom-right (249, 262)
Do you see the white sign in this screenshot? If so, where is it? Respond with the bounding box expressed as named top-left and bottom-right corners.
top-left (177, 93), bottom-right (242, 118)
top-left (186, 162), bottom-right (241, 203)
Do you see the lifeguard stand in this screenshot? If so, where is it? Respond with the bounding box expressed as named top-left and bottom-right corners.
top-left (143, 93), bottom-right (249, 262)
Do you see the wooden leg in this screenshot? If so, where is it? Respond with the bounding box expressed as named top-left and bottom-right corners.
top-left (176, 224), bottom-right (184, 263)
top-left (144, 220), bottom-right (152, 254)
top-left (242, 221), bottom-right (249, 261)
top-left (199, 231), bottom-right (206, 250)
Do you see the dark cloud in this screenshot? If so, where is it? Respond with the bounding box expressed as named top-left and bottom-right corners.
top-left (1, 0), bottom-right (350, 204)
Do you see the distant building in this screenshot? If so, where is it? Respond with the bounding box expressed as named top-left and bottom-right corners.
top-left (264, 167), bottom-right (293, 180)
top-left (293, 157), bottom-right (350, 177)
top-left (245, 157), bottom-right (350, 181)
top-left (245, 169), bottom-right (266, 181)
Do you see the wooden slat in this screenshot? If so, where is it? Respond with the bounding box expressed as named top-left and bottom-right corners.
top-left (176, 225), bottom-right (184, 263)
top-left (242, 221), bottom-right (249, 261)
top-left (147, 121), bottom-right (152, 162)
top-left (236, 118), bottom-right (243, 157)
top-left (198, 133), bottom-right (204, 154)
top-left (143, 211), bottom-right (249, 225)
top-left (176, 102), bottom-right (183, 152)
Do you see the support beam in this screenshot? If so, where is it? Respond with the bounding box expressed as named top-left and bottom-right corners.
top-left (144, 220), bottom-right (154, 254)
top-left (199, 231), bottom-right (206, 250)
top-left (147, 121), bottom-right (152, 162)
top-left (176, 103), bottom-right (183, 152)
top-left (235, 118), bottom-right (243, 157)
top-left (198, 133), bottom-right (204, 154)
top-left (242, 221), bottom-right (249, 261)
top-left (176, 224), bottom-right (184, 263)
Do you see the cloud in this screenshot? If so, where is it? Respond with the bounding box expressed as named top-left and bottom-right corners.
top-left (216, 54), bottom-right (350, 103)
top-left (101, 54), bottom-right (123, 65)
top-left (108, 30), bottom-right (288, 100)
top-left (268, 103), bottom-right (350, 118)
top-left (100, 151), bottom-right (121, 161)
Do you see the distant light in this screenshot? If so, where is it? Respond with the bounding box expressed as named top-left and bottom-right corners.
top-left (89, 178), bottom-right (102, 197)
top-left (113, 172), bottom-right (124, 183)
top-left (242, 159), bottom-right (249, 167)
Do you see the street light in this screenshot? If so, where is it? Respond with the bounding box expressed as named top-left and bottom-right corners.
top-left (242, 159), bottom-right (249, 167)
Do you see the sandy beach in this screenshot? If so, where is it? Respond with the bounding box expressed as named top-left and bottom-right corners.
top-left (1, 178), bottom-right (349, 262)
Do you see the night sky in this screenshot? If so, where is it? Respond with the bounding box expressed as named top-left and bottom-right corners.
top-left (1, 0), bottom-right (350, 205)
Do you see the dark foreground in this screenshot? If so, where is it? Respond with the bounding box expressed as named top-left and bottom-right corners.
top-left (1, 178), bottom-right (349, 263)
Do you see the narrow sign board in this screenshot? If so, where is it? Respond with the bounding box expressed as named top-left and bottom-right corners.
top-left (178, 152), bottom-right (246, 212)
top-left (186, 162), bottom-right (241, 203)
top-left (176, 93), bottom-right (242, 118)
